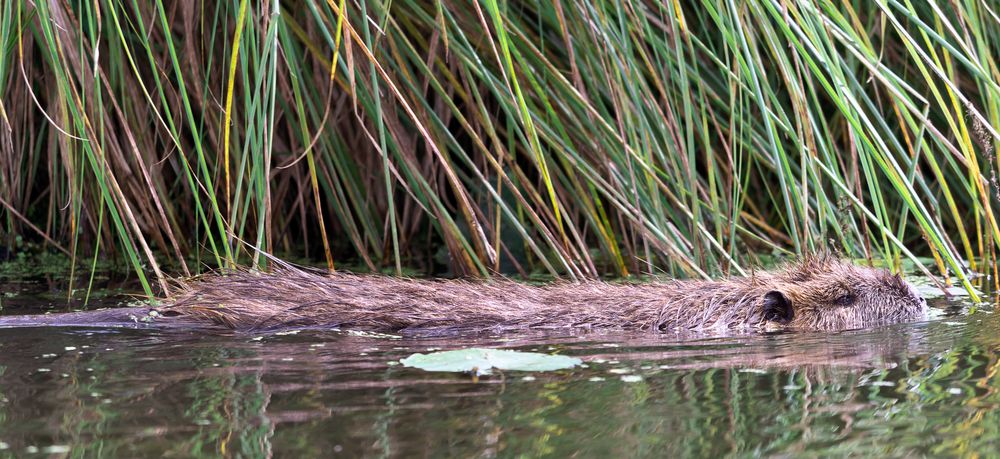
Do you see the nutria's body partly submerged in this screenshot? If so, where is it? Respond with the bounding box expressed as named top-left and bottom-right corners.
top-left (0, 257), bottom-right (927, 335)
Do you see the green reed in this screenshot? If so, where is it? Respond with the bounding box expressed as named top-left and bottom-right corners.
top-left (0, 0), bottom-right (997, 299)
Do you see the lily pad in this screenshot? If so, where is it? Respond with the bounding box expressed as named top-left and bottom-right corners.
top-left (400, 348), bottom-right (582, 375)
top-left (907, 276), bottom-right (979, 299)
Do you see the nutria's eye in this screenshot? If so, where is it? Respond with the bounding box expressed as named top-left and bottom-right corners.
top-left (833, 293), bottom-right (856, 306)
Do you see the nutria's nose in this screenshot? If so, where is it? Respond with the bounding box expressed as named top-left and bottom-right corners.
top-left (905, 282), bottom-right (928, 310)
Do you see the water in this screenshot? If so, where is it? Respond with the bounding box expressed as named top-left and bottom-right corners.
top-left (0, 282), bottom-right (991, 457)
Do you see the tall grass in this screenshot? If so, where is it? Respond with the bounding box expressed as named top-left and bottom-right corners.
top-left (0, 0), bottom-right (997, 298)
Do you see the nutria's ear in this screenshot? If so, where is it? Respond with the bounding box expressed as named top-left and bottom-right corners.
top-left (762, 291), bottom-right (793, 324)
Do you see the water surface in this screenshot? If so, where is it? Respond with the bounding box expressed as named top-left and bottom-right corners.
top-left (0, 282), bottom-right (991, 457)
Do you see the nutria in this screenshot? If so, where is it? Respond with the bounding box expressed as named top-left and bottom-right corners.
top-left (0, 257), bottom-right (927, 334)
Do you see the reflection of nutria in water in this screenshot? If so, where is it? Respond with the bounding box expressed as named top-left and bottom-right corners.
top-left (0, 257), bottom-right (927, 334)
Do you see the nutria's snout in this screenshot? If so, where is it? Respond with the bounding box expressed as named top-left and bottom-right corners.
top-left (759, 260), bottom-right (929, 331)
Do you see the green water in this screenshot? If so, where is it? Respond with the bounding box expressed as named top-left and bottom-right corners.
top-left (0, 282), bottom-right (991, 457)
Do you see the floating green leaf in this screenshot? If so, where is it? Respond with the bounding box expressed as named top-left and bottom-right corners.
top-left (400, 348), bottom-right (582, 375)
top-left (907, 276), bottom-right (978, 299)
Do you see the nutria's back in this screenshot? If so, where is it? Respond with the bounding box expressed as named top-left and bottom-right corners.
top-left (154, 257), bottom-right (927, 334)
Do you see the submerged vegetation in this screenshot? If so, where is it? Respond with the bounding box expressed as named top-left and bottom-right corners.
top-left (0, 0), bottom-right (998, 296)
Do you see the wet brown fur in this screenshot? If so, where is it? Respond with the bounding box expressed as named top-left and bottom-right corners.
top-left (0, 257), bottom-right (927, 334)
top-left (153, 256), bottom-right (926, 334)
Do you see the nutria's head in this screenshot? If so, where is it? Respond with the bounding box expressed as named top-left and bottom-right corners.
top-left (757, 258), bottom-right (927, 331)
